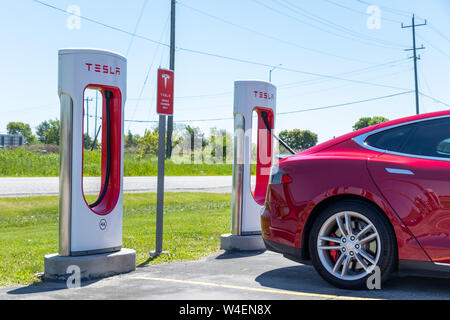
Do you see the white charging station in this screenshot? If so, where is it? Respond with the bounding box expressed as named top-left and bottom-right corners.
top-left (44, 49), bottom-right (135, 281)
top-left (221, 80), bottom-right (276, 251)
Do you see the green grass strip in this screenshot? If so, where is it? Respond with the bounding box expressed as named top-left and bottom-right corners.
top-left (0, 149), bottom-right (235, 177)
top-left (0, 193), bottom-right (231, 286)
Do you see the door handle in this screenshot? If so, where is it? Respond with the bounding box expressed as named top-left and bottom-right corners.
top-left (385, 168), bottom-right (414, 175)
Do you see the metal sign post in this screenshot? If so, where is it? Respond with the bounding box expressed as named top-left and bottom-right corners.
top-left (151, 68), bottom-right (174, 257)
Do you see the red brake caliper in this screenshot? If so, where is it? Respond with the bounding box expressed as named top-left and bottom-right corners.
top-left (329, 233), bottom-right (339, 262)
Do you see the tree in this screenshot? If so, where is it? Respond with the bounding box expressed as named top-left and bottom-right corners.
top-left (182, 125), bottom-right (207, 162)
top-left (353, 116), bottom-right (389, 131)
top-left (6, 122), bottom-right (37, 145)
top-left (137, 127), bottom-right (159, 157)
top-left (83, 133), bottom-right (93, 150)
top-left (124, 130), bottom-right (140, 149)
top-left (36, 119), bottom-right (60, 145)
top-left (208, 127), bottom-right (232, 163)
top-left (137, 126), bottom-right (183, 159)
top-left (279, 129), bottom-right (318, 152)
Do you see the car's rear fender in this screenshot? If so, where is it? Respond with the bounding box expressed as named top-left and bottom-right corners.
top-left (275, 155), bottom-right (430, 263)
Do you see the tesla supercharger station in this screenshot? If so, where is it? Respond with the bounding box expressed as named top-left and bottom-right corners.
top-left (44, 49), bottom-right (135, 281)
top-left (220, 80), bottom-right (276, 251)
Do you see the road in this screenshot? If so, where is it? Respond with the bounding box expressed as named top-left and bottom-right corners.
top-left (0, 176), bottom-right (246, 197)
top-left (1, 250), bottom-right (450, 300)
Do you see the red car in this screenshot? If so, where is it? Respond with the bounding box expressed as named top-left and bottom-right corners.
top-left (262, 110), bottom-right (450, 289)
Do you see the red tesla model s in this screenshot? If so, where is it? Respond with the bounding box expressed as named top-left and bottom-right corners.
top-left (262, 110), bottom-right (450, 289)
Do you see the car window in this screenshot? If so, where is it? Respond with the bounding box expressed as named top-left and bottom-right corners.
top-left (437, 138), bottom-right (450, 156)
top-left (400, 117), bottom-right (450, 159)
top-left (365, 124), bottom-right (413, 152)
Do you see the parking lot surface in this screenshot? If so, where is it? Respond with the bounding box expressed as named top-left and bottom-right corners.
top-left (0, 176), bottom-right (240, 197)
top-left (1, 250), bottom-right (450, 300)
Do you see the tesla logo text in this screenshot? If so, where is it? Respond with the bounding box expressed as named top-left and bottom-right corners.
top-left (253, 91), bottom-right (274, 100)
top-left (85, 63), bottom-right (120, 75)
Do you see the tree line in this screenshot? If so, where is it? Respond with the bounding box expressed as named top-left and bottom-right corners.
top-left (4, 116), bottom-right (389, 155)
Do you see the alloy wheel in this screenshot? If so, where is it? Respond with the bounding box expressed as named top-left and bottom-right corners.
top-left (316, 211), bottom-right (381, 281)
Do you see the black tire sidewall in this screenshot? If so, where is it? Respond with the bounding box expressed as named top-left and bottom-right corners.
top-left (309, 200), bottom-right (397, 290)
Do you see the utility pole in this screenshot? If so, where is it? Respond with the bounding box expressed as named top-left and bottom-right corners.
top-left (269, 64), bottom-right (282, 83)
top-left (84, 97), bottom-right (94, 139)
top-left (94, 91), bottom-right (98, 143)
top-left (402, 14), bottom-right (426, 115)
top-left (166, 0), bottom-right (176, 158)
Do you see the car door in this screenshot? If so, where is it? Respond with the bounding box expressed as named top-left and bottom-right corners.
top-left (366, 117), bottom-right (450, 263)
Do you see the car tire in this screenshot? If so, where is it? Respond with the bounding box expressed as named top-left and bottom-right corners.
top-left (309, 200), bottom-right (397, 290)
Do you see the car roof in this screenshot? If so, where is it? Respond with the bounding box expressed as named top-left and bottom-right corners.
top-left (298, 109), bottom-right (450, 156)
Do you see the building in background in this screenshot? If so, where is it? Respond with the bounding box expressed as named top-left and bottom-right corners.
top-left (0, 134), bottom-right (24, 148)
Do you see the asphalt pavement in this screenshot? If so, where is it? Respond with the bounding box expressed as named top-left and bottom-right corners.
top-left (0, 176), bottom-right (243, 197)
top-left (2, 175), bottom-right (450, 300)
top-left (1, 250), bottom-right (450, 300)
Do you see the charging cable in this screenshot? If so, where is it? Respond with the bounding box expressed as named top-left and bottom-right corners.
top-left (260, 111), bottom-right (296, 155)
top-left (89, 90), bottom-right (113, 208)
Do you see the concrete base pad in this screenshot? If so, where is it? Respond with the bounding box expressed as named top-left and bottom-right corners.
top-left (220, 233), bottom-right (266, 251)
top-left (44, 248), bottom-right (136, 281)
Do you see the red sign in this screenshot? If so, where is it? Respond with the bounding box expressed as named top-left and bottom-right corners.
top-left (156, 68), bottom-right (174, 115)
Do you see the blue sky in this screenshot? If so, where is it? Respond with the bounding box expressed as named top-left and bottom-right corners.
top-left (1, 0), bottom-right (449, 143)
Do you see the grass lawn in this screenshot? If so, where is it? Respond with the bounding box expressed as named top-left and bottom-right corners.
top-left (0, 192), bottom-right (231, 287)
top-left (0, 148), bottom-right (235, 177)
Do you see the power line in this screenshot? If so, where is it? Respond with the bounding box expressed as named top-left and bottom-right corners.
top-left (125, 0), bottom-right (150, 57)
top-left (429, 23), bottom-right (450, 44)
top-left (418, 68), bottom-right (433, 112)
top-left (133, 64), bottom-right (412, 114)
top-left (123, 90), bottom-right (414, 123)
top-left (355, 0), bottom-right (419, 19)
top-left (278, 58), bottom-right (410, 89)
top-left (33, 0), bottom-right (411, 92)
top-left (126, 13), bottom-right (171, 132)
top-left (274, 0), bottom-right (406, 49)
top-left (178, 1), bottom-right (375, 64)
top-left (418, 35), bottom-right (450, 60)
top-left (280, 66), bottom-right (412, 99)
top-left (180, 47), bottom-right (412, 91)
top-left (419, 92), bottom-right (450, 109)
top-left (127, 58), bottom-right (410, 102)
top-left (174, 91), bottom-right (232, 100)
top-left (251, 0), bottom-right (404, 50)
top-left (33, 0), bottom-right (169, 48)
top-left (418, 68), bottom-right (433, 99)
top-left (277, 90), bottom-right (414, 115)
top-left (321, 0), bottom-right (402, 24)
top-left (127, 91), bottom-right (233, 102)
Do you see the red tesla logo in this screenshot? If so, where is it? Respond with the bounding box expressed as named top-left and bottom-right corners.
top-left (85, 63), bottom-right (120, 75)
top-left (253, 91), bottom-right (274, 100)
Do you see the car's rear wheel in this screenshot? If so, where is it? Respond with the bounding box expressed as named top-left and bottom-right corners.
top-left (309, 200), bottom-right (396, 289)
